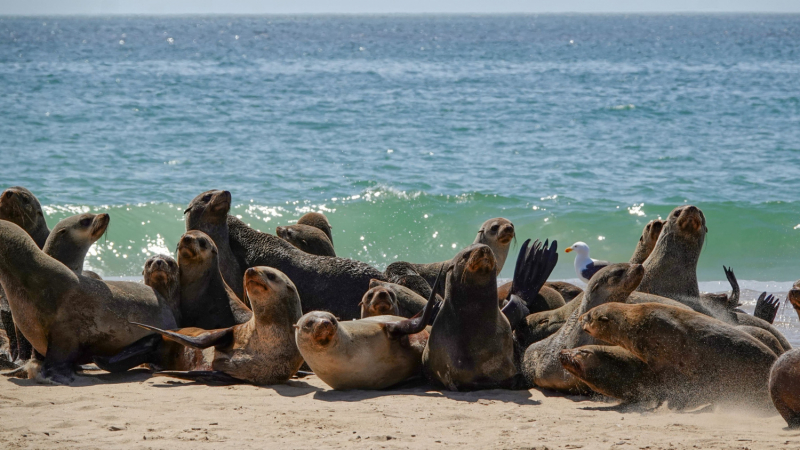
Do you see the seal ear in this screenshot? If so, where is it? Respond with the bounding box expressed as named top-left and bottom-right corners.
top-left (384, 266), bottom-right (444, 339)
top-left (183, 206), bottom-right (192, 214)
top-left (131, 322), bottom-right (235, 349)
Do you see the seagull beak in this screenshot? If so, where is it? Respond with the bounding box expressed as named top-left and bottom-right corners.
top-left (565, 247), bottom-right (573, 253)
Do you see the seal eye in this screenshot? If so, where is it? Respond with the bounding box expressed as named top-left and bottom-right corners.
top-left (168, 260), bottom-right (176, 268)
top-left (490, 225), bottom-right (499, 233)
top-left (266, 272), bottom-right (276, 282)
top-left (202, 194), bottom-right (212, 202)
top-left (80, 218), bottom-right (92, 227)
top-left (198, 240), bottom-right (207, 249)
top-left (597, 316), bottom-right (610, 322)
top-left (673, 210), bottom-right (681, 217)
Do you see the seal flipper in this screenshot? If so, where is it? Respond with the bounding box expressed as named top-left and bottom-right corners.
top-left (500, 295), bottom-right (530, 330)
top-left (131, 323), bottom-right (235, 350)
top-left (154, 370), bottom-right (243, 385)
top-left (93, 334), bottom-right (162, 373)
top-left (384, 267), bottom-right (443, 339)
top-left (753, 292), bottom-right (780, 324)
top-left (507, 238), bottom-right (559, 313)
top-left (229, 286), bottom-right (253, 324)
top-left (723, 266), bottom-right (740, 309)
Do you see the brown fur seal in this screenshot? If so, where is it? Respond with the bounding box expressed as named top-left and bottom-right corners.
top-left (360, 286), bottom-right (400, 318)
top-left (559, 345), bottom-right (661, 405)
top-left (629, 219), bottom-right (665, 265)
top-left (523, 263), bottom-right (645, 392)
top-left (276, 224), bottom-right (335, 257)
top-left (386, 217), bottom-right (515, 297)
top-left (297, 212), bottom-right (333, 246)
top-left (581, 302), bottom-right (777, 409)
top-left (770, 349), bottom-right (800, 428)
top-left (143, 255), bottom-right (181, 322)
top-left (422, 244), bottom-right (521, 391)
top-left (42, 213), bottom-right (109, 276)
top-left (177, 230), bottom-right (252, 329)
top-left (366, 279), bottom-right (428, 317)
top-left (296, 273), bottom-right (440, 390)
top-left (0, 186), bottom-right (50, 362)
top-left (136, 267), bottom-right (305, 385)
top-left (0, 220), bottom-right (178, 384)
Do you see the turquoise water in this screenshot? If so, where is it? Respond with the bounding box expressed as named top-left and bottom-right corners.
top-left (2, 15), bottom-right (800, 287)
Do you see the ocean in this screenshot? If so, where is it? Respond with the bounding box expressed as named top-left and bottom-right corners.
top-left (1, 14), bottom-right (799, 340)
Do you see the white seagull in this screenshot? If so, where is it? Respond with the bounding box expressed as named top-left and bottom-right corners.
top-left (565, 241), bottom-right (611, 283)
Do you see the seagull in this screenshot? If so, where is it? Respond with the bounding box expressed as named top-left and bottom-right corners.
top-left (565, 241), bottom-right (611, 283)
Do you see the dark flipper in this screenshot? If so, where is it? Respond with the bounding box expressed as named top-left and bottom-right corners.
top-left (500, 294), bottom-right (530, 330)
top-left (507, 238), bottom-right (559, 313)
top-left (753, 292), bottom-right (780, 324)
top-left (93, 334), bottom-right (162, 373)
top-left (724, 266), bottom-right (740, 309)
top-left (131, 323), bottom-right (235, 350)
top-left (154, 370), bottom-right (243, 385)
top-left (385, 267), bottom-right (443, 338)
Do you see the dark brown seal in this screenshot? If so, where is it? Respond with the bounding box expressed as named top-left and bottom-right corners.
top-left (135, 266), bottom-right (304, 385)
top-left (769, 349), bottom-right (800, 428)
top-left (629, 219), bottom-right (665, 265)
top-left (276, 224), bottom-right (335, 257)
top-left (177, 230), bottom-right (252, 329)
top-left (581, 302), bottom-right (777, 409)
top-left (367, 279), bottom-right (428, 317)
top-left (523, 263), bottom-right (645, 392)
top-left (422, 244), bottom-right (520, 391)
top-left (0, 220), bottom-right (178, 384)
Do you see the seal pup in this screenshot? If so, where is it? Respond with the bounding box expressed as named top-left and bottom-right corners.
top-left (297, 212), bottom-right (333, 246)
top-left (360, 286), bottom-right (400, 318)
top-left (581, 302), bottom-right (777, 409)
top-left (0, 220), bottom-right (178, 384)
top-left (296, 270), bottom-right (442, 390)
top-left (177, 230), bottom-right (252, 329)
top-left (385, 217), bottom-right (515, 297)
top-left (523, 263), bottom-right (645, 392)
top-left (276, 224), bottom-right (335, 257)
top-left (143, 255), bottom-right (181, 322)
top-left (134, 266), bottom-right (304, 385)
top-left (42, 213), bottom-right (109, 276)
top-left (422, 244), bottom-right (521, 391)
top-left (0, 186), bottom-right (50, 362)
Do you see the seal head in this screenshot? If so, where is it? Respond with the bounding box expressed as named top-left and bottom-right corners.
top-left (42, 213), bottom-right (109, 275)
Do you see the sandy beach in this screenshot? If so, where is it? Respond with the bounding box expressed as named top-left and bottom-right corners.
top-left (0, 368), bottom-right (796, 450)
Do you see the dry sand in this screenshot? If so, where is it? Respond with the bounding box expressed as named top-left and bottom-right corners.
top-left (0, 368), bottom-right (797, 450)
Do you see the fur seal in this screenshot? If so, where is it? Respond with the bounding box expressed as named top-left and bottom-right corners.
top-left (0, 220), bottom-right (178, 384)
top-left (386, 217), bottom-right (515, 297)
top-left (0, 186), bottom-right (50, 362)
top-left (769, 289), bottom-right (800, 428)
top-left (360, 286), bottom-right (400, 318)
top-left (143, 255), bottom-right (181, 322)
top-left (559, 345), bottom-right (661, 405)
top-left (366, 279), bottom-right (428, 317)
top-left (297, 212), bottom-right (333, 246)
top-left (177, 230), bottom-right (252, 329)
top-left (296, 272), bottom-right (440, 390)
top-left (422, 244), bottom-right (521, 391)
top-left (276, 224), bottom-right (335, 257)
top-left (136, 267), bottom-right (305, 385)
top-left (629, 219), bottom-right (665, 265)
top-left (42, 213), bottom-right (109, 276)
top-left (581, 302), bottom-right (777, 409)
top-left (523, 263), bottom-right (645, 392)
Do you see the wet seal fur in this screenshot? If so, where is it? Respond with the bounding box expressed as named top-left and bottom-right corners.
top-left (296, 270), bottom-right (441, 390)
top-left (581, 302), bottom-right (777, 409)
top-left (297, 212), bottom-right (333, 246)
top-left (42, 213), bottom-right (109, 277)
top-left (523, 263), bottom-right (645, 393)
top-left (135, 266), bottom-right (304, 385)
top-left (769, 290), bottom-right (800, 428)
top-left (0, 220), bottom-right (178, 384)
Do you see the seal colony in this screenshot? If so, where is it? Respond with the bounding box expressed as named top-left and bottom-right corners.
top-left (0, 187), bottom-right (798, 429)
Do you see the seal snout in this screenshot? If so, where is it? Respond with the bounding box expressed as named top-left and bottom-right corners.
top-left (361, 287), bottom-right (396, 317)
top-left (788, 288), bottom-right (800, 310)
top-left (558, 349), bottom-right (584, 375)
top-left (209, 190), bottom-right (232, 215)
top-left (626, 263), bottom-right (646, 288)
top-left (675, 205), bottom-right (705, 234)
top-left (91, 213), bottom-right (110, 239)
top-left (497, 223), bottom-right (515, 244)
top-left (299, 312), bottom-right (338, 347)
top-left (467, 245), bottom-right (496, 274)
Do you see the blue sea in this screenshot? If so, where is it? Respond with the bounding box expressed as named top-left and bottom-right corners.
top-left (1, 14), bottom-right (799, 339)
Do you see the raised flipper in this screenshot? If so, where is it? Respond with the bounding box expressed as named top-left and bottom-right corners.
top-left (228, 285), bottom-right (253, 324)
top-left (501, 294), bottom-right (530, 330)
top-left (154, 370), bottom-right (243, 385)
top-left (724, 266), bottom-right (740, 309)
top-left (93, 334), bottom-right (162, 373)
top-left (753, 292), bottom-right (780, 324)
top-left (506, 238), bottom-right (559, 313)
top-left (131, 323), bottom-right (235, 349)
top-left (384, 267), bottom-right (443, 339)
